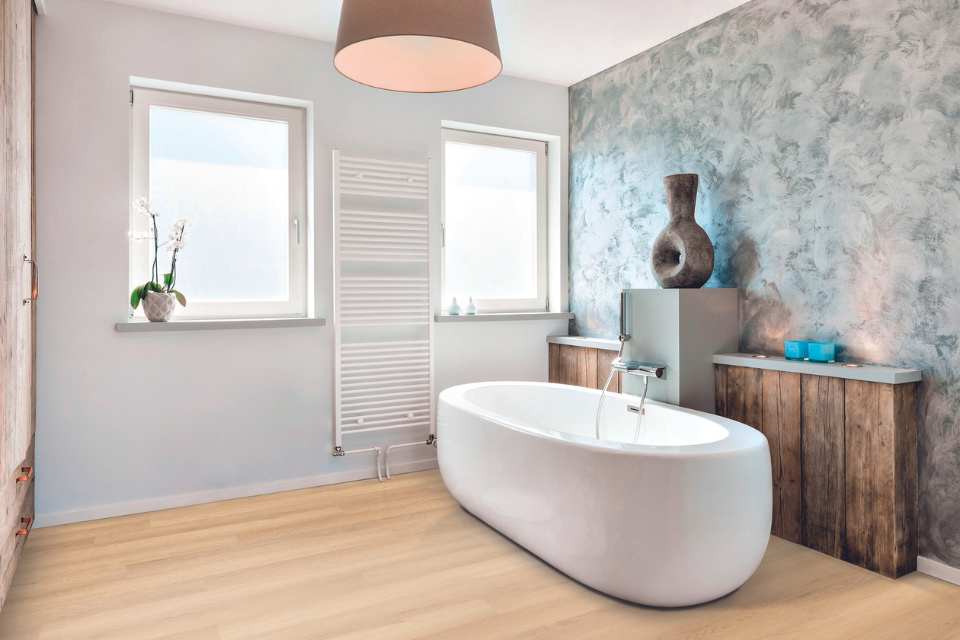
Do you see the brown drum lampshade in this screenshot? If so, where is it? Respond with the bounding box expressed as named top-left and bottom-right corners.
top-left (334, 0), bottom-right (502, 93)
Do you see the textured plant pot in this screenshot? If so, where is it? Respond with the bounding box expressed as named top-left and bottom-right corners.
top-left (650, 173), bottom-right (715, 288)
top-left (142, 291), bottom-right (177, 322)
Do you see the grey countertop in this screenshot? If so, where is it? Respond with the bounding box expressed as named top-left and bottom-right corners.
top-left (546, 335), bottom-right (621, 351)
top-left (713, 353), bottom-right (921, 385)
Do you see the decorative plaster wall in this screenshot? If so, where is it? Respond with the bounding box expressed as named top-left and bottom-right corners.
top-left (569, 0), bottom-right (960, 567)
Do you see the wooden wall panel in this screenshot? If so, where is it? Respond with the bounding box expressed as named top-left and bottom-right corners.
top-left (717, 366), bottom-right (802, 543)
top-left (580, 348), bottom-right (598, 389)
top-left (548, 343), bottom-right (562, 383)
top-left (714, 364), bottom-right (727, 416)
top-left (777, 372), bottom-right (803, 544)
top-left (596, 349), bottom-right (621, 393)
top-left (552, 344), bottom-right (607, 390)
top-left (891, 384), bottom-right (918, 577)
top-left (558, 344), bottom-right (579, 386)
top-left (724, 365), bottom-right (746, 423)
top-left (844, 381), bottom-right (918, 577)
top-left (801, 374), bottom-right (845, 558)
top-left (844, 379), bottom-right (881, 571)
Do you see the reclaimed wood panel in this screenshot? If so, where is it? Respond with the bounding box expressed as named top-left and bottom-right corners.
top-left (743, 367), bottom-right (763, 429)
top-left (558, 344), bottom-right (580, 386)
top-left (580, 347), bottom-right (599, 389)
top-left (845, 381), bottom-right (918, 578)
top-left (891, 384), bottom-right (918, 577)
top-left (844, 379), bottom-right (881, 571)
top-left (716, 367), bottom-right (802, 543)
top-left (548, 343), bottom-right (562, 383)
top-left (725, 365), bottom-right (746, 423)
top-left (760, 371), bottom-right (784, 538)
top-left (714, 364), bottom-right (727, 416)
top-left (596, 348), bottom-right (621, 393)
top-left (716, 364), bottom-right (918, 578)
top-left (777, 372), bottom-right (803, 544)
top-left (720, 365), bottom-right (764, 427)
top-left (551, 343), bottom-right (610, 390)
top-left (801, 374), bottom-right (845, 558)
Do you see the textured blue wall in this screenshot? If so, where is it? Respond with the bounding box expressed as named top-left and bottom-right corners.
top-left (569, 0), bottom-right (960, 567)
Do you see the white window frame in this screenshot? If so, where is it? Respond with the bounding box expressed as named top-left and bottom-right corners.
top-left (130, 86), bottom-right (309, 320)
top-left (441, 128), bottom-right (548, 313)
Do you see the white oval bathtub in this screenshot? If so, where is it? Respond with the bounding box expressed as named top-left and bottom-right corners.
top-left (437, 381), bottom-right (772, 607)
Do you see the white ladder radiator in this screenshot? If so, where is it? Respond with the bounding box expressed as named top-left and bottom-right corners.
top-left (332, 152), bottom-right (435, 480)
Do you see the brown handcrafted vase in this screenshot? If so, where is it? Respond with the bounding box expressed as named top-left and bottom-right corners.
top-left (650, 174), bottom-right (714, 288)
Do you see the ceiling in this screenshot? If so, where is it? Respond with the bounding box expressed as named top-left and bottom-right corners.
top-left (104, 0), bottom-right (749, 86)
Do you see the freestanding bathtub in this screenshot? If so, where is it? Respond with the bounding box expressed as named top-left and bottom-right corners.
top-left (437, 381), bottom-right (772, 607)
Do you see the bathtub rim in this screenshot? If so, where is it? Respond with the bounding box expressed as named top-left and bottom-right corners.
top-left (439, 381), bottom-right (767, 458)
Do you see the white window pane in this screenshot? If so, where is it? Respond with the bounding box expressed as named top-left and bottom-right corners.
top-left (149, 106), bottom-right (290, 302)
top-left (444, 141), bottom-right (538, 301)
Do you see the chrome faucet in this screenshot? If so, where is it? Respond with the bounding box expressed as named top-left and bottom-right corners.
top-left (611, 359), bottom-right (666, 379)
top-left (594, 290), bottom-right (666, 441)
top-left (613, 290), bottom-right (666, 378)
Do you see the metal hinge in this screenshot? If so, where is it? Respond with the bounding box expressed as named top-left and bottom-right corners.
top-left (440, 223), bottom-right (446, 248)
top-left (129, 89), bottom-right (134, 106)
top-left (332, 446), bottom-right (345, 457)
top-left (426, 434), bottom-right (437, 448)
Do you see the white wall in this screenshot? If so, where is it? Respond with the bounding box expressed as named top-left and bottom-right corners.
top-left (34, 0), bottom-right (569, 525)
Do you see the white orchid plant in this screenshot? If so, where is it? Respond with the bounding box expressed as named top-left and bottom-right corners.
top-left (129, 197), bottom-right (189, 310)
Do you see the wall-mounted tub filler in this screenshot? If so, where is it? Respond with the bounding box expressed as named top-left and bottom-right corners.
top-left (620, 288), bottom-right (739, 412)
top-left (595, 291), bottom-right (667, 440)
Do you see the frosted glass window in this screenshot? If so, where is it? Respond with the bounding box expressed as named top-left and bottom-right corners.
top-left (149, 107), bottom-right (290, 302)
top-left (442, 130), bottom-right (547, 312)
top-left (130, 87), bottom-right (308, 319)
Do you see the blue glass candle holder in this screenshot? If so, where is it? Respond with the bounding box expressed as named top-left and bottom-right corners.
top-left (784, 340), bottom-right (809, 360)
top-left (807, 341), bottom-right (837, 363)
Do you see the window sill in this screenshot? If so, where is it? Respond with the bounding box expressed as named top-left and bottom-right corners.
top-left (115, 317), bottom-right (326, 332)
top-left (434, 312), bottom-right (573, 323)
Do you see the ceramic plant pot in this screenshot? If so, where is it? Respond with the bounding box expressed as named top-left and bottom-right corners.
top-left (650, 173), bottom-right (715, 288)
top-left (142, 291), bottom-right (177, 322)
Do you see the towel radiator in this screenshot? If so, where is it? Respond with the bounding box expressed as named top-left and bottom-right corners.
top-left (332, 152), bottom-right (435, 479)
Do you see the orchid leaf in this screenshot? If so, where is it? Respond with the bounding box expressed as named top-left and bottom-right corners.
top-left (171, 290), bottom-right (187, 306)
top-left (163, 272), bottom-right (173, 287)
top-left (130, 286), bottom-right (144, 309)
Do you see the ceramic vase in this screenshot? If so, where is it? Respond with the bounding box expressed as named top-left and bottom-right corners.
top-left (650, 173), bottom-right (714, 288)
top-left (142, 291), bottom-right (177, 322)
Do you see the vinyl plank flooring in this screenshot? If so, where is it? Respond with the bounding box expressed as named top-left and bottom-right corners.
top-left (0, 471), bottom-right (957, 639)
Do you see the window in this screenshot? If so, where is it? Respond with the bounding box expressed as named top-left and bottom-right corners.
top-left (442, 128), bottom-right (548, 313)
top-left (130, 87), bottom-right (309, 319)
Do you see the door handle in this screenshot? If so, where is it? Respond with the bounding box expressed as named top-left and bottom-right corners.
top-left (16, 515), bottom-right (33, 539)
top-left (22, 255), bottom-right (38, 305)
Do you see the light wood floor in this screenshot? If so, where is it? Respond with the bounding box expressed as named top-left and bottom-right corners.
top-left (0, 471), bottom-right (958, 639)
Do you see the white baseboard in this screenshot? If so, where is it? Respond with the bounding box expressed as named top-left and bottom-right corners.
top-left (35, 458), bottom-right (438, 528)
top-left (917, 556), bottom-right (960, 586)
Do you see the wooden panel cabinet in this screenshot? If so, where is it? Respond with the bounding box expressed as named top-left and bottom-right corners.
top-left (715, 365), bottom-right (918, 578)
top-left (1, 0), bottom-right (37, 609)
top-left (548, 343), bottom-right (620, 392)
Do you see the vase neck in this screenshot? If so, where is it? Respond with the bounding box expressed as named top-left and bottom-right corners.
top-left (664, 174), bottom-right (698, 222)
